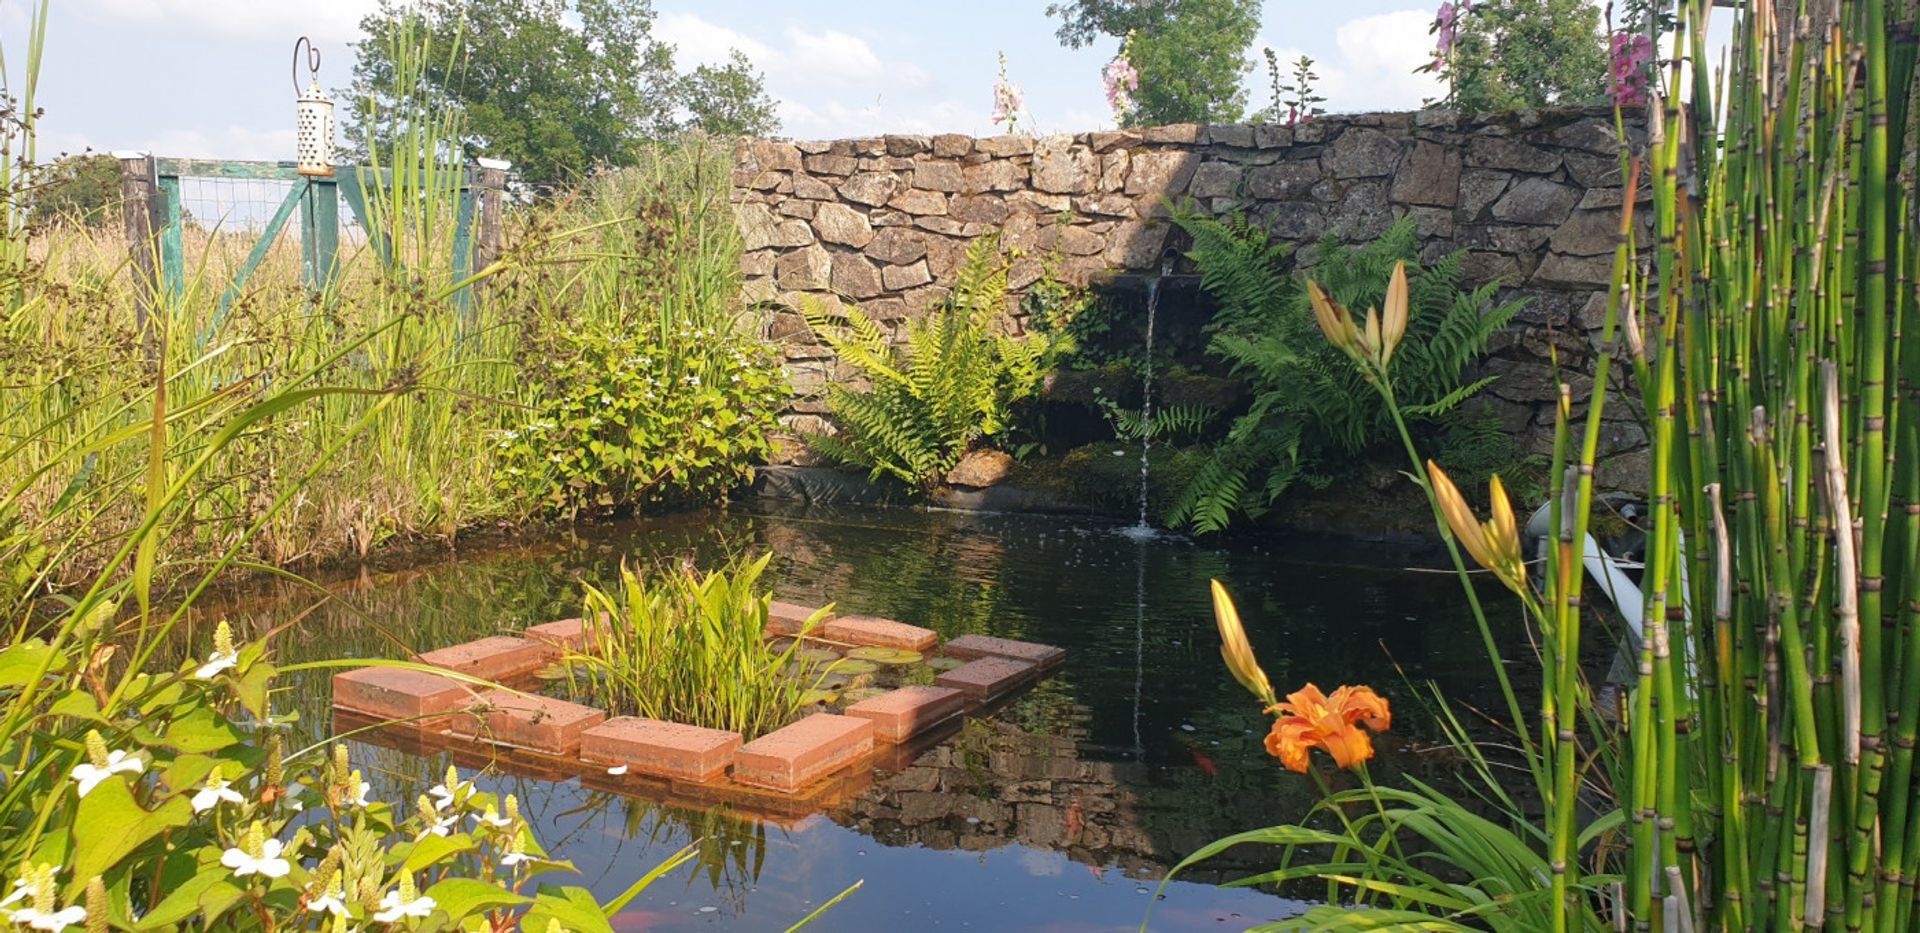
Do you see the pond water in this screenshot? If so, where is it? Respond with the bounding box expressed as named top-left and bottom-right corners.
top-left (201, 502), bottom-right (1515, 932)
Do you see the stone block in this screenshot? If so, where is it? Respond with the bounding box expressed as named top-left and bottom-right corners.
top-left (1247, 162), bottom-right (1320, 200)
top-left (1467, 137), bottom-right (1562, 174)
top-left (976, 134), bottom-right (1034, 157)
top-left (846, 686), bottom-right (966, 742)
top-left (453, 689), bottom-right (606, 754)
top-left (1141, 123), bottom-right (1201, 144)
top-left (813, 203), bottom-right (873, 248)
top-left (732, 713), bottom-right (875, 792)
top-left (950, 195), bottom-right (1010, 225)
top-left (1389, 140), bottom-right (1461, 207)
top-left (931, 134), bottom-right (972, 157)
top-left (1326, 127), bottom-right (1405, 178)
top-left (1187, 161), bottom-right (1244, 199)
top-left (881, 260), bottom-right (933, 291)
top-left (775, 244), bottom-right (833, 289)
top-left (942, 634), bottom-right (1066, 671)
top-left (885, 135), bottom-right (931, 156)
top-left (582, 717), bottom-right (743, 783)
top-left (866, 227), bottom-right (929, 265)
top-left (1492, 178), bottom-right (1579, 226)
top-left (889, 188), bottom-right (948, 215)
top-left (1032, 136), bottom-right (1097, 194)
top-left (1208, 124), bottom-right (1256, 148)
top-left (417, 635), bottom-right (548, 682)
top-left (842, 172), bottom-right (901, 207)
top-left (964, 161), bottom-right (1024, 193)
top-left (820, 615), bottom-right (938, 652)
top-left (769, 600), bottom-right (829, 638)
top-left (831, 252), bottom-right (884, 299)
top-left (1124, 150), bottom-right (1200, 196)
top-left (332, 667), bottom-right (472, 722)
top-left (792, 173), bottom-right (835, 200)
top-left (525, 617), bottom-right (590, 653)
top-left (936, 656), bottom-right (1037, 700)
top-left (804, 153), bottom-right (857, 176)
top-left (912, 162), bottom-right (965, 193)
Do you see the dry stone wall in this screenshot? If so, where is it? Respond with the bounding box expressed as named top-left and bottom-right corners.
top-left (734, 106), bottom-right (1650, 487)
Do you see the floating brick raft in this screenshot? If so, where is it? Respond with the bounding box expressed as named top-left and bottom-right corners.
top-left (329, 600), bottom-right (1064, 806)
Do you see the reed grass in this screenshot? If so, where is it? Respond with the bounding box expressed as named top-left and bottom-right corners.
top-left (561, 554), bottom-right (834, 739)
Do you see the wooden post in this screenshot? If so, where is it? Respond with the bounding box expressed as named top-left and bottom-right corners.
top-left (473, 158), bottom-right (509, 277)
top-left (116, 152), bottom-right (159, 354)
top-left (300, 178), bottom-right (340, 295)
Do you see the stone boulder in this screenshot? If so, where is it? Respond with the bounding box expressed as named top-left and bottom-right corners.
top-left (946, 449), bottom-right (1015, 488)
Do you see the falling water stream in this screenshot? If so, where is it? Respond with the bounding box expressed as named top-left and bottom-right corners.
top-left (1122, 254), bottom-right (1177, 540)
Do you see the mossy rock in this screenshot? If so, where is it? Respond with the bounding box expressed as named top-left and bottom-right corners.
top-left (847, 646), bottom-right (922, 665)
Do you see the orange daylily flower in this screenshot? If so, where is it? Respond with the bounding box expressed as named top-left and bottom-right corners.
top-left (1264, 683), bottom-right (1393, 773)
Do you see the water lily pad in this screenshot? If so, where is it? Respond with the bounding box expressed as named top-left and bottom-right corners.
top-left (847, 646), bottom-right (923, 665)
top-left (792, 646), bottom-right (842, 664)
top-left (842, 687), bottom-right (891, 704)
top-left (927, 656), bottom-right (968, 671)
top-left (814, 674), bottom-right (850, 690)
top-left (799, 688), bottom-right (839, 706)
top-left (829, 658), bottom-right (880, 676)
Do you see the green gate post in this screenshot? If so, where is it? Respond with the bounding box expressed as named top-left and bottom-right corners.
top-left (155, 173), bottom-right (184, 304)
top-left (299, 177), bottom-right (340, 295)
top-left (449, 167), bottom-right (477, 313)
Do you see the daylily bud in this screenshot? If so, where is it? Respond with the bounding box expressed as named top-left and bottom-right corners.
top-left (1380, 261), bottom-right (1409, 367)
top-left (1209, 580), bottom-right (1276, 706)
top-left (1426, 461), bottom-right (1528, 594)
top-left (1306, 280), bottom-right (1362, 359)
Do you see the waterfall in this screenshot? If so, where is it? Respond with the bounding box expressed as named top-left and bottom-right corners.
top-left (1121, 254), bottom-right (1175, 540)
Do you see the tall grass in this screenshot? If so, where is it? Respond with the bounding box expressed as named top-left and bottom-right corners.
top-left (563, 554), bottom-right (834, 740)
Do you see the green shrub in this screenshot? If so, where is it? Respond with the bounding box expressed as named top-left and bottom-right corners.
top-left (802, 232), bottom-right (1057, 489)
top-left (494, 326), bottom-right (786, 518)
top-left (1168, 213), bottom-right (1525, 532)
top-left (561, 554), bottom-right (833, 739)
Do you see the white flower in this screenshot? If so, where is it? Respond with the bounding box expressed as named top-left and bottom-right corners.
top-left (372, 890), bottom-right (437, 923)
top-left (306, 885), bottom-right (349, 917)
top-left (194, 650), bottom-right (238, 680)
top-left (10, 905), bottom-right (86, 931)
top-left (472, 807), bottom-right (510, 829)
top-left (426, 812), bottom-right (458, 837)
top-left (605, 765), bottom-right (628, 776)
top-left (343, 778), bottom-right (371, 809)
top-left (427, 768), bottom-right (473, 809)
top-left (70, 749), bottom-right (144, 798)
top-left (499, 851), bottom-right (532, 867)
top-left (191, 774), bottom-right (245, 813)
top-left (221, 837), bottom-right (291, 879)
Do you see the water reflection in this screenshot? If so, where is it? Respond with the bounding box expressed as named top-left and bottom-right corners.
top-left (193, 502), bottom-right (1511, 931)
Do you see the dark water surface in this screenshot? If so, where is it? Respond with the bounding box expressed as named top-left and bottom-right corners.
top-left (201, 503), bottom-right (1514, 932)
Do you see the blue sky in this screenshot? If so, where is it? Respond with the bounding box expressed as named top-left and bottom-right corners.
top-left (1, 0), bottom-right (1469, 162)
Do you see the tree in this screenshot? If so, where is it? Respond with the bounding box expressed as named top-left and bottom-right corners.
top-left (26, 153), bottom-right (118, 227)
top-left (346, 0), bottom-right (777, 191)
top-left (1047, 0), bottom-right (1263, 126)
top-left (1427, 0), bottom-right (1606, 113)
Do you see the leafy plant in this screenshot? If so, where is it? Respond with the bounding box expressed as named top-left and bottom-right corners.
top-left (493, 326), bottom-right (786, 518)
top-left (803, 232), bottom-right (1056, 489)
top-left (562, 554), bottom-right (834, 740)
top-left (1167, 213), bottom-right (1524, 533)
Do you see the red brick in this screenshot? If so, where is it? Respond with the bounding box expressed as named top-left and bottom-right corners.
top-left (820, 615), bottom-right (938, 652)
top-left (767, 600), bottom-right (829, 638)
top-left (935, 656), bottom-right (1036, 699)
top-left (416, 636), bottom-right (548, 681)
top-left (733, 713), bottom-right (874, 792)
top-left (451, 690), bottom-right (606, 754)
top-left (581, 717), bottom-right (743, 783)
top-left (332, 667), bottom-right (474, 722)
top-left (845, 686), bottom-right (965, 742)
top-left (942, 634), bottom-right (1066, 671)
top-left (524, 617), bottom-right (590, 653)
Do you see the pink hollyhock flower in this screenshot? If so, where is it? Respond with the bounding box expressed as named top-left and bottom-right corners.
top-left (1609, 32), bottom-right (1654, 106)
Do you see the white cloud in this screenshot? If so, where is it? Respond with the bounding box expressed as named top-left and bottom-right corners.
top-left (1257, 9), bottom-right (1446, 115)
top-left (783, 27), bottom-right (887, 84)
top-left (654, 11), bottom-right (773, 69)
top-left (71, 0), bottom-right (378, 43)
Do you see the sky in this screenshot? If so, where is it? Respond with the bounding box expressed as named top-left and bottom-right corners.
top-left (0, 0), bottom-right (1475, 163)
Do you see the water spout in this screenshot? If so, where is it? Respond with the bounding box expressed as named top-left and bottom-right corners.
top-left (1120, 252), bottom-right (1177, 541)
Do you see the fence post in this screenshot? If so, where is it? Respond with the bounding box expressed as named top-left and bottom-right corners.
top-left (300, 178), bottom-right (340, 295)
top-left (473, 158), bottom-right (510, 279)
top-left (115, 152), bottom-right (159, 356)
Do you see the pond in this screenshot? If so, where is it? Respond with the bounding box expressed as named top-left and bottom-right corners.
top-left (199, 502), bottom-right (1514, 931)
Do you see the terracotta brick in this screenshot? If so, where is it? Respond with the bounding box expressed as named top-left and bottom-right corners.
top-left (733, 713), bottom-right (874, 792)
top-left (416, 635), bottom-right (548, 681)
top-left (845, 686), bottom-right (966, 742)
top-left (942, 634), bottom-right (1066, 671)
top-left (581, 717), bottom-right (743, 783)
top-left (820, 615), bottom-right (938, 652)
top-left (525, 617), bottom-right (590, 653)
top-left (332, 667), bottom-right (473, 722)
top-left (452, 690), bottom-right (606, 754)
top-left (767, 600), bottom-right (829, 638)
top-left (935, 656), bottom-right (1037, 700)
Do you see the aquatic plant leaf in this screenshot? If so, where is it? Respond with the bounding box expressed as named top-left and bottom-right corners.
top-left (846, 646), bottom-right (923, 665)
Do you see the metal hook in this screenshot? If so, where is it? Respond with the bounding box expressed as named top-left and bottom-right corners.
top-left (292, 36), bottom-right (321, 94)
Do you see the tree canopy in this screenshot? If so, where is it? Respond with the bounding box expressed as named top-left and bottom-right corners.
top-left (1434, 0), bottom-right (1606, 112)
top-left (347, 0), bottom-right (778, 190)
top-left (1047, 0), bottom-right (1264, 126)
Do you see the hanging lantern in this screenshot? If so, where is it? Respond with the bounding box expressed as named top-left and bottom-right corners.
top-left (293, 37), bottom-right (334, 177)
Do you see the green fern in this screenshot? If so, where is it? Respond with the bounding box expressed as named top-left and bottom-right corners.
top-left (802, 232), bottom-right (1057, 489)
top-left (1170, 212), bottom-right (1526, 532)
